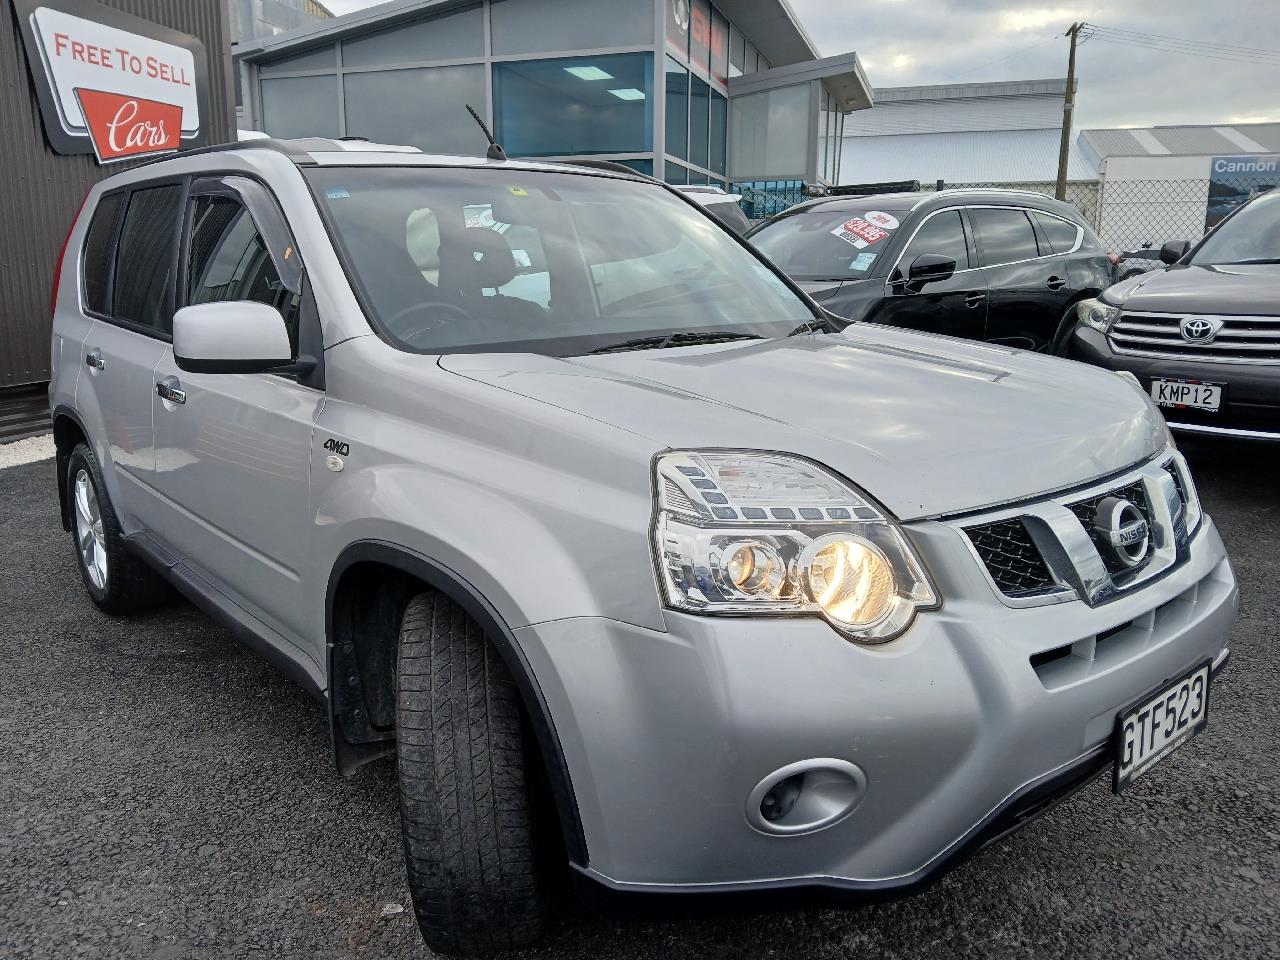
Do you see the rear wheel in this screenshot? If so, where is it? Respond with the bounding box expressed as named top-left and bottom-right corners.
top-left (66, 443), bottom-right (168, 615)
top-left (396, 591), bottom-right (550, 955)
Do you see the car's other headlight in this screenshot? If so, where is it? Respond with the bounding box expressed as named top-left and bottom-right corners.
top-left (652, 451), bottom-right (938, 642)
top-left (1077, 297), bottom-right (1121, 333)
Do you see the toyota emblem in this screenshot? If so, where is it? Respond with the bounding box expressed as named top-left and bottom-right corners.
top-left (1180, 317), bottom-right (1217, 343)
top-left (1093, 496), bottom-right (1149, 568)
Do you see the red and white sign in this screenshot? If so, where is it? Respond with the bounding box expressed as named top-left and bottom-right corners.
top-left (74, 89), bottom-right (182, 162)
top-left (831, 218), bottom-right (890, 249)
top-left (864, 210), bottom-right (900, 230)
top-left (26, 5), bottom-right (200, 162)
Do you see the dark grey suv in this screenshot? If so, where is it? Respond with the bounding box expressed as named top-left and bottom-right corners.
top-left (750, 189), bottom-right (1116, 353)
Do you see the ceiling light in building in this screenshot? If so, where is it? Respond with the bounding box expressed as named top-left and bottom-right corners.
top-left (608, 88), bottom-right (646, 101)
top-left (564, 66), bottom-right (613, 80)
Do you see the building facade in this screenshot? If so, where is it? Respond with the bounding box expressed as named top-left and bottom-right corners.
top-left (232, 0), bottom-right (871, 209)
top-left (839, 79), bottom-right (1094, 188)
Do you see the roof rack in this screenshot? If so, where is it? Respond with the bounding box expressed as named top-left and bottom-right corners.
top-left (543, 158), bottom-right (652, 179)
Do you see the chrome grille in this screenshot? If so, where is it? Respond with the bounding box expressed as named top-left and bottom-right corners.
top-left (1109, 312), bottom-right (1280, 363)
top-left (958, 456), bottom-right (1195, 607)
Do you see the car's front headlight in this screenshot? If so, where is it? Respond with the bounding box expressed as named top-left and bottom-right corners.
top-left (652, 451), bottom-right (938, 642)
top-left (1077, 297), bottom-right (1121, 333)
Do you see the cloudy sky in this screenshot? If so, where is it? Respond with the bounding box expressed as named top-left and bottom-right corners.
top-left (323, 0), bottom-right (1280, 131)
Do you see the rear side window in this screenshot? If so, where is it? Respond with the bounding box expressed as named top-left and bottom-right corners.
top-left (969, 208), bottom-right (1040, 266)
top-left (81, 192), bottom-right (123, 315)
top-left (898, 210), bottom-right (970, 271)
top-left (113, 184), bottom-right (184, 334)
top-left (186, 195), bottom-right (302, 349)
top-left (1032, 211), bottom-right (1081, 254)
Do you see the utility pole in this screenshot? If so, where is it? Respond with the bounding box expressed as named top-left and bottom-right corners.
top-left (1055, 22), bottom-right (1081, 201)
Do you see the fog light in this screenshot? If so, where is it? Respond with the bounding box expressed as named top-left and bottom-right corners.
top-left (759, 773), bottom-right (803, 822)
top-left (746, 759), bottom-right (868, 836)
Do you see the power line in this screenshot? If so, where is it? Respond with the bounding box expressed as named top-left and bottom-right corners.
top-left (1085, 24), bottom-right (1280, 58)
top-left (1082, 24), bottom-right (1280, 66)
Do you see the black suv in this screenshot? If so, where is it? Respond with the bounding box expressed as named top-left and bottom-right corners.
top-left (1067, 188), bottom-right (1280, 440)
top-left (750, 189), bottom-right (1115, 352)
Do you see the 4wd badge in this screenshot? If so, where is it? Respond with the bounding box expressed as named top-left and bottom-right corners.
top-left (323, 438), bottom-right (350, 456)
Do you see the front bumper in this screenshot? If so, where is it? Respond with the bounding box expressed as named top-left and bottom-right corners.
top-left (1068, 324), bottom-right (1280, 439)
top-left (516, 517), bottom-right (1236, 897)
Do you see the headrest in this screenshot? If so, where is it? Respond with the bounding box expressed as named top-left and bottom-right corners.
top-left (438, 227), bottom-right (518, 294)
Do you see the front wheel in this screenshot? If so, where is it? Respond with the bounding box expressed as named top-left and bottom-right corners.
top-left (396, 591), bottom-right (550, 955)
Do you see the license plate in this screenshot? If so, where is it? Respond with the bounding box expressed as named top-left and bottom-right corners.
top-left (1113, 661), bottom-right (1211, 793)
top-left (1149, 379), bottom-right (1222, 412)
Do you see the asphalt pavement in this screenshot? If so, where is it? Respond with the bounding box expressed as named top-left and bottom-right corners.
top-left (3, 440), bottom-right (1278, 959)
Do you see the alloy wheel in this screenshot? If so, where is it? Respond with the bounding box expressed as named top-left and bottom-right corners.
top-left (74, 468), bottom-right (108, 590)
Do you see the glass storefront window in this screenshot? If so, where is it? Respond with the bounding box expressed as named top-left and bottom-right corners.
top-left (664, 161), bottom-right (688, 185)
top-left (665, 0), bottom-right (689, 59)
top-left (492, 0), bottom-right (652, 57)
top-left (665, 56), bottom-right (688, 162)
top-left (690, 0), bottom-right (711, 74)
top-left (344, 65), bottom-right (487, 154)
top-left (709, 91), bottom-right (727, 175)
top-left (261, 75), bottom-right (339, 138)
top-left (688, 75), bottom-right (710, 170)
top-left (494, 53), bottom-right (653, 157)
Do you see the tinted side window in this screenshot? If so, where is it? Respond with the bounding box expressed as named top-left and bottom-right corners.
top-left (970, 208), bottom-right (1039, 267)
top-left (81, 192), bottom-right (123, 315)
top-left (113, 184), bottom-right (183, 333)
top-left (1032, 211), bottom-right (1081, 254)
top-left (186, 195), bottom-right (302, 350)
top-left (899, 210), bottom-right (969, 271)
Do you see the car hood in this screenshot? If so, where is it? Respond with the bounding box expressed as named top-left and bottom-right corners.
top-left (1107, 262), bottom-right (1280, 315)
top-left (440, 325), bottom-right (1167, 520)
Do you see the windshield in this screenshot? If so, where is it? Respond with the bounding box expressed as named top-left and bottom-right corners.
top-left (305, 167), bottom-right (814, 355)
top-left (750, 207), bottom-right (908, 280)
top-left (1190, 189), bottom-right (1280, 266)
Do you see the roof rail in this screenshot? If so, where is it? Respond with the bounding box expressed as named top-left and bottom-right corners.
top-left (128, 137), bottom-right (346, 170)
top-left (543, 158), bottom-right (652, 178)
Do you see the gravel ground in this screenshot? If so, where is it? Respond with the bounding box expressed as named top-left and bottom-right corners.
top-left (0, 434), bottom-right (54, 469)
top-left (2, 441), bottom-right (1277, 960)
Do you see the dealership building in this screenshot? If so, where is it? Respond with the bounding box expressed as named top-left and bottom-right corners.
top-left (232, 0), bottom-right (873, 212)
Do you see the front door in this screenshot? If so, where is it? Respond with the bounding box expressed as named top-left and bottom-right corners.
top-left (878, 208), bottom-right (987, 341)
top-left (149, 182), bottom-right (322, 654)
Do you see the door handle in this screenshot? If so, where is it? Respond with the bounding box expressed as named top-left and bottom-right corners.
top-left (964, 292), bottom-right (985, 308)
top-left (85, 349), bottom-right (105, 370)
top-left (155, 377), bottom-right (186, 405)
top-left (1047, 276), bottom-right (1066, 290)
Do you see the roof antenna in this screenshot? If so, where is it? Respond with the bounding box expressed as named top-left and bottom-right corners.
top-left (466, 104), bottom-right (507, 161)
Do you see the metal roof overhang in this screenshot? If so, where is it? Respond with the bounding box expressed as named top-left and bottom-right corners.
top-left (234, 0), bottom-right (835, 71)
top-left (727, 53), bottom-right (874, 113)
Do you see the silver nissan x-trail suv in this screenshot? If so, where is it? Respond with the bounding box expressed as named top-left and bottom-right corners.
top-left (49, 139), bottom-right (1236, 955)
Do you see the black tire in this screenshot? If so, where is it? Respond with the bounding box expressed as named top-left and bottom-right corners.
top-left (396, 591), bottom-right (550, 955)
top-left (66, 442), bottom-right (169, 615)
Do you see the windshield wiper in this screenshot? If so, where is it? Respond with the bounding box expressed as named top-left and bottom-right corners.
top-left (786, 315), bottom-right (842, 337)
top-left (588, 331), bottom-right (764, 354)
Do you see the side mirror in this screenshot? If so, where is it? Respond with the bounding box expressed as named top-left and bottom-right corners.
top-left (173, 301), bottom-right (308, 375)
top-left (905, 253), bottom-right (956, 290)
top-left (1159, 240), bottom-right (1191, 265)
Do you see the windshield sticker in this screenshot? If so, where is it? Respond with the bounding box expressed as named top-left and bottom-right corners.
top-left (831, 217), bottom-right (890, 248)
top-left (864, 210), bottom-right (900, 230)
top-left (849, 252), bottom-right (877, 272)
top-left (325, 188), bottom-right (350, 200)
top-left (506, 185), bottom-right (529, 197)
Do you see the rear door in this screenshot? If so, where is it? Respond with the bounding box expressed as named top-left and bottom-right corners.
top-left (76, 181), bottom-right (186, 535)
top-left (149, 177), bottom-right (322, 650)
top-left (877, 208), bottom-right (987, 340)
top-left (969, 206), bottom-right (1062, 351)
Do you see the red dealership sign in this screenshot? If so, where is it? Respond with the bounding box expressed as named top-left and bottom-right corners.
top-left (75, 89), bottom-right (182, 162)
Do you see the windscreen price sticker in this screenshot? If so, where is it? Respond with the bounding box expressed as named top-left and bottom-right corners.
top-left (831, 217), bottom-right (891, 249)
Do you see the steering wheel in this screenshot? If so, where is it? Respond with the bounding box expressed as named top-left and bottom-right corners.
top-left (385, 300), bottom-right (475, 346)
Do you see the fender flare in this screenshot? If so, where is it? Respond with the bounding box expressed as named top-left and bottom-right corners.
top-left (325, 539), bottom-right (589, 867)
top-left (51, 404), bottom-right (92, 531)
